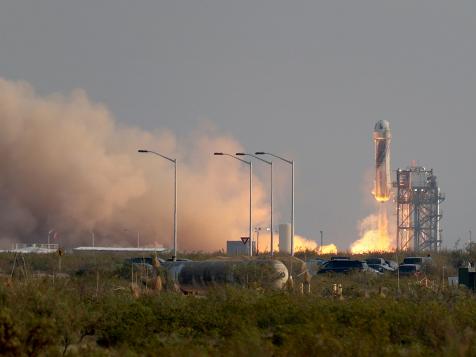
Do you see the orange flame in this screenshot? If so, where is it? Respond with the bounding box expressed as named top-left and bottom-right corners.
top-left (374, 194), bottom-right (391, 203)
top-left (293, 235), bottom-right (338, 254)
top-left (372, 186), bottom-right (391, 203)
top-left (320, 244), bottom-right (338, 254)
top-left (350, 204), bottom-right (395, 254)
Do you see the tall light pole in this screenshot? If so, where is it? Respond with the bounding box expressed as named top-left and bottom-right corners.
top-left (256, 152), bottom-right (295, 256)
top-left (138, 149), bottom-right (177, 261)
top-left (214, 152), bottom-right (253, 256)
top-left (48, 229), bottom-right (54, 248)
top-left (236, 153), bottom-right (274, 256)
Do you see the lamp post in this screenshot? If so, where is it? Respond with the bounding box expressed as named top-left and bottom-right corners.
top-left (138, 149), bottom-right (177, 261)
top-left (48, 229), bottom-right (54, 248)
top-left (236, 153), bottom-right (274, 256)
top-left (256, 152), bottom-right (295, 256)
top-left (255, 227), bottom-right (261, 254)
top-left (214, 152), bottom-right (253, 256)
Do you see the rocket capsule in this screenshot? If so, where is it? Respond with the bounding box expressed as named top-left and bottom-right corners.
top-left (373, 120), bottom-right (391, 202)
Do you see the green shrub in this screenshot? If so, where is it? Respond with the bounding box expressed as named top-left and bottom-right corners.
top-left (0, 251), bottom-right (476, 355)
top-left (0, 309), bottom-right (22, 356)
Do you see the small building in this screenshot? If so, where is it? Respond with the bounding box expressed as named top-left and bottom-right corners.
top-left (226, 240), bottom-right (256, 256)
top-left (459, 266), bottom-right (476, 291)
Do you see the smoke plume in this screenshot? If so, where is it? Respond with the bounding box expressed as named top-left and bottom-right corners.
top-left (350, 203), bottom-right (396, 253)
top-left (0, 78), bottom-right (269, 250)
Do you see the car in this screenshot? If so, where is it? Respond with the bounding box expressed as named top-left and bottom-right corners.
top-left (400, 256), bottom-right (432, 273)
top-left (367, 263), bottom-right (394, 273)
top-left (402, 256), bottom-right (431, 265)
top-left (366, 258), bottom-right (387, 265)
top-left (398, 264), bottom-right (421, 276)
top-left (317, 259), bottom-right (377, 274)
top-left (365, 258), bottom-right (396, 273)
top-left (384, 259), bottom-right (399, 270)
top-left (306, 259), bottom-right (328, 275)
top-left (307, 258), bottom-right (328, 265)
top-left (330, 256), bottom-right (350, 261)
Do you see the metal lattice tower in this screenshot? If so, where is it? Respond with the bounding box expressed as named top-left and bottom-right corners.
top-left (395, 166), bottom-right (445, 252)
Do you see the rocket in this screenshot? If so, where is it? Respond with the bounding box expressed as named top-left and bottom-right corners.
top-left (373, 120), bottom-right (391, 202)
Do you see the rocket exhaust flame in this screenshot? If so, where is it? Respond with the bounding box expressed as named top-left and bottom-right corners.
top-left (350, 204), bottom-right (394, 254)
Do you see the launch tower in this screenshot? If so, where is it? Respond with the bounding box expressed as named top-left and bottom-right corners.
top-left (395, 166), bottom-right (445, 251)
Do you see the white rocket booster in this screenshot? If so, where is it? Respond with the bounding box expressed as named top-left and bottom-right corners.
top-left (373, 120), bottom-right (391, 202)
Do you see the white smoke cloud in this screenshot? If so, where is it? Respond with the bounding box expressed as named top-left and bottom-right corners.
top-left (0, 78), bottom-right (269, 250)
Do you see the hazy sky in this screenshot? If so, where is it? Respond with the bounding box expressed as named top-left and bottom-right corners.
top-left (1, 1), bottom-right (475, 249)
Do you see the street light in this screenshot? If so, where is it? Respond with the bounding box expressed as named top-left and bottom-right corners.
top-left (236, 152), bottom-right (274, 256)
top-left (48, 229), bottom-right (55, 248)
top-left (214, 152), bottom-right (253, 256)
top-left (256, 152), bottom-right (295, 256)
top-left (138, 149), bottom-right (177, 261)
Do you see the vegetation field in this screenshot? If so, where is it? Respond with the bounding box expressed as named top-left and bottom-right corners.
top-left (0, 250), bottom-right (475, 356)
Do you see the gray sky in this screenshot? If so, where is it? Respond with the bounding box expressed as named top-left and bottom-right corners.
top-left (1, 1), bottom-right (475, 249)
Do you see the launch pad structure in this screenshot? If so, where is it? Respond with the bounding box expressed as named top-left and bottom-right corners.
top-left (395, 166), bottom-right (445, 252)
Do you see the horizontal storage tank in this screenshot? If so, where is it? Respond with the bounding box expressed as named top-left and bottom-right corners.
top-left (279, 223), bottom-right (291, 254)
top-left (165, 259), bottom-right (289, 293)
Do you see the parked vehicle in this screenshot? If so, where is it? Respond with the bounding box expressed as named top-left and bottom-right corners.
top-left (384, 259), bottom-right (399, 270)
top-left (400, 256), bottom-right (432, 274)
top-left (398, 264), bottom-right (420, 276)
top-left (402, 256), bottom-right (431, 266)
top-left (368, 264), bottom-right (395, 273)
top-left (365, 258), bottom-right (395, 273)
top-left (317, 259), bottom-right (377, 274)
top-left (330, 256), bottom-right (350, 261)
top-left (306, 259), bottom-right (328, 275)
top-left (366, 258), bottom-right (386, 265)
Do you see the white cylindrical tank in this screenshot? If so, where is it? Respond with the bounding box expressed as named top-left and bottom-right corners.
top-left (164, 259), bottom-right (289, 293)
top-left (279, 223), bottom-right (292, 254)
